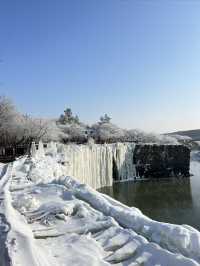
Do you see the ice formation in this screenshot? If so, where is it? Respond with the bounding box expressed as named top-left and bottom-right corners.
top-left (30, 141), bottom-right (37, 157)
top-left (113, 143), bottom-right (136, 181)
top-left (27, 142), bottom-right (189, 189)
top-left (38, 141), bottom-right (45, 158)
top-left (59, 143), bottom-right (136, 189)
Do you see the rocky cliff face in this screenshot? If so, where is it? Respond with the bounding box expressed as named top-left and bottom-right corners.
top-left (133, 144), bottom-right (190, 178)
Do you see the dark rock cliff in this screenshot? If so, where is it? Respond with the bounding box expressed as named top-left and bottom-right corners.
top-left (133, 144), bottom-right (190, 178)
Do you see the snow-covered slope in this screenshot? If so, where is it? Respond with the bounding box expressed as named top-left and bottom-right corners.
top-left (170, 129), bottom-right (200, 141)
top-left (0, 145), bottom-right (200, 265)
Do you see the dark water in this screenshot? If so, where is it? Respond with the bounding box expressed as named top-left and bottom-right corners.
top-left (98, 162), bottom-right (200, 231)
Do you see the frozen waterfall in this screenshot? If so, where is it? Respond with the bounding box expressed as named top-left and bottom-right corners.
top-left (113, 142), bottom-right (136, 181)
top-left (60, 143), bottom-right (136, 189)
top-left (30, 142), bottom-right (190, 189)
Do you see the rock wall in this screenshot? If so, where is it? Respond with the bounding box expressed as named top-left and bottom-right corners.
top-left (133, 144), bottom-right (190, 178)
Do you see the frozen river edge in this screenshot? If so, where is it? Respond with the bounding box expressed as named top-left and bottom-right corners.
top-left (1, 151), bottom-right (200, 265)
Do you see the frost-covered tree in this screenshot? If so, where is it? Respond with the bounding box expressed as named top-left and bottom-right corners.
top-left (20, 115), bottom-right (48, 143)
top-left (58, 123), bottom-right (87, 143)
top-left (126, 129), bottom-right (178, 144)
top-left (58, 108), bottom-right (79, 124)
top-left (92, 122), bottom-right (126, 143)
top-left (125, 129), bottom-right (142, 143)
top-left (0, 96), bottom-right (57, 147)
top-left (74, 115), bottom-right (80, 124)
top-left (42, 120), bottom-right (64, 142)
top-left (99, 114), bottom-right (111, 124)
top-left (0, 96), bottom-right (180, 146)
top-left (0, 96), bottom-right (25, 146)
top-left (0, 96), bottom-right (15, 127)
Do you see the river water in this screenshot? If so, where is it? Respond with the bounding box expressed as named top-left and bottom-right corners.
top-left (98, 161), bottom-right (200, 231)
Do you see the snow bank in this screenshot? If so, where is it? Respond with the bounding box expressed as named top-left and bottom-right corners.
top-left (1, 149), bottom-right (200, 265)
top-left (57, 175), bottom-right (200, 263)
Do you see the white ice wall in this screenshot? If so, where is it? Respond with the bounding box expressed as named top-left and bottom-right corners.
top-left (60, 143), bottom-right (136, 189)
top-left (62, 144), bottom-right (113, 189)
top-left (113, 142), bottom-right (136, 181)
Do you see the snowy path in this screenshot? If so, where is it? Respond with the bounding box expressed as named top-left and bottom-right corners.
top-left (0, 163), bottom-right (11, 266)
top-left (1, 153), bottom-right (200, 265)
top-left (0, 213), bottom-right (10, 266)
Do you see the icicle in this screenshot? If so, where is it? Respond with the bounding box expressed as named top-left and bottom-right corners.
top-left (46, 141), bottom-right (57, 157)
top-left (113, 143), bottom-right (136, 181)
top-left (38, 141), bottom-right (45, 158)
top-left (59, 143), bottom-right (137, 189)
top-left (30, 142), bottom-right (37, 158)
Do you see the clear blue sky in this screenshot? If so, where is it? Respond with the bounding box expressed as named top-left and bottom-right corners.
top-left (0, 0), bottom-right (200, 133)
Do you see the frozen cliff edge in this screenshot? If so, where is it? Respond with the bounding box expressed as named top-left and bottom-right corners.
top-left (39, 142), bottom-right (190, 189)
top-left (1, 142), bottom-right (190, 189)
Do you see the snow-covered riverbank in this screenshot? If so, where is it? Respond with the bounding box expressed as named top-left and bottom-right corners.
top-left (0, 146), bottom-right (200, 265)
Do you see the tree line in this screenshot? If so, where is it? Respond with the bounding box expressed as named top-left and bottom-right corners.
top-left (0, 96), bottom-right (178, 147)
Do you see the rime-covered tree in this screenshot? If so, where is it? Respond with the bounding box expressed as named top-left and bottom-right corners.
top-left (74, 115), bottom-right (80, 124)
top-left (58, 123), bottom-right (87, 143)
top-left (126, 129), bottom-right (178, 144)
top-left (92, 122), bottom-right (125, 143)
top-left (42, 120), bottom-right (64, 142)
top-left (0, 96), bottom-right (55, 147)
top-left (0, 96), bottom-right (23, 146)
top-left (58, 108), bottom-right (80, 124)
top-left (0, 96), bottom-right (179, 146)
top-left (99, 114), bottom-right (111, 124)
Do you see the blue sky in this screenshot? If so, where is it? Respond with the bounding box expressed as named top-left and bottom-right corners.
top-left (0, 0), bottom-right (200, 133)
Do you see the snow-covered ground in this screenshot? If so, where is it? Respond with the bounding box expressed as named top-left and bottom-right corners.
top-left (0, 144), bottom-right (200, 265)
